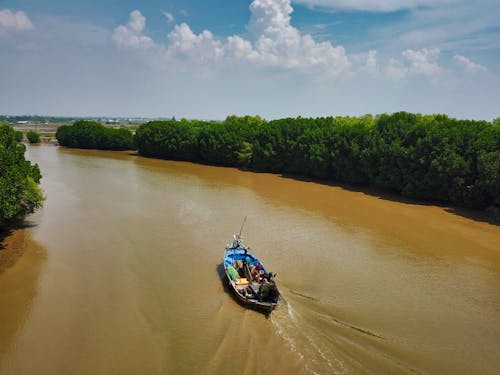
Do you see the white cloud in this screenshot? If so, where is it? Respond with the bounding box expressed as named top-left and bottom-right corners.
top-left (163, 12), bottom-right (174, 23)
top-left (114, 0), bottom-right (350, 78)
top-left (291, 0), bottom-right (455, 12)
top-left (167, 23), bottom-right (225, 61)
top-left (402, 47), bottom-right (446, 77)
top-left (110, 1), bottom-right (492, 85)
top-left (245, 0), bottom-right (350, 75)
top-left (385, 48), bottom-right (447, 80)
top-left (453, 54), bottom-right (488, 74)
top-left (248, 0), bottom-right (294, 38)
top-left (0, 2), bottom-right (498, 120)
top-left (128, 9), bottom-right (145, 33)
top-left (0, 9), bottom-right (34, 31)
top-left (112, 10), bottom-right (153, 49)
top-left (363, 50), bottom-right (377, 74)
top-left (351, 50), bottom-right (378, 76)
top-left (386, 58), bottom-right (408, 80)
top-left (225, 35), bottom-right (260, 62)
top-left (360, 0), bottom-right (499, 59)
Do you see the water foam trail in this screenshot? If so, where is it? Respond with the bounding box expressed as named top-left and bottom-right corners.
top-left (271, 297), bottom-right (346, 374)
top-left (270, 299), bottom-right (304, 360)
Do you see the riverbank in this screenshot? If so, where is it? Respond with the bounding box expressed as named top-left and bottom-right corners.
top-left (55, 113), bottom-right (500, 212)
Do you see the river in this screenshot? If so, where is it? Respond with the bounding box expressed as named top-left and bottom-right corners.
top-left (1, 145), bottom-right (499, 374)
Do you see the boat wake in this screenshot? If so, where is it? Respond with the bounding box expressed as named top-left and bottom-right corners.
top-left (270, 297), bottom-right (347, 375)
top-left (271, 292), bottom-right (423, 375)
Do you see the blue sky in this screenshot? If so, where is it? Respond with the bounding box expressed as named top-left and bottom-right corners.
top-left (1, 0), bottom-right (499, 119)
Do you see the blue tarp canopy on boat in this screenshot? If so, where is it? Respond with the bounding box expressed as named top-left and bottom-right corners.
top-left (224, 248), bottom-right (269, 274)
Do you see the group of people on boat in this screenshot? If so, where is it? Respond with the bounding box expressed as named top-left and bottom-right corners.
top-left (232, 259), bottom-right (279, 303)
top-left (234, 260), bottom-right (262, 282)
top-left (226, 229), bottom-right (279, 306)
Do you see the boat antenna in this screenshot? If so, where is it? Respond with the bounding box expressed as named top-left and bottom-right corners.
top-left (238, 216), bottom-right (247, 238)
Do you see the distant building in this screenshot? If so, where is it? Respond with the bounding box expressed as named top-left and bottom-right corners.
top-left (17, 121), bottom-right (29, 124)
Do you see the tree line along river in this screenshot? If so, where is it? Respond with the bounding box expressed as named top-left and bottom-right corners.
top-left (56, 113), bottom-right (500, 213)
top-left (0, 144), bottom-right (499, 374)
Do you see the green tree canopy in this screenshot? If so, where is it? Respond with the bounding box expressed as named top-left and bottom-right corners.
top-left (14, 131), bottom-right (23, 142)
top-left (56, 120), bottom-right (134, 150)
top-left (0, 124), bottom-right (45, 227)
top-left (27, 131), bottom-right (40, 144)
top-left (67, 113), bottom-right (500, 211)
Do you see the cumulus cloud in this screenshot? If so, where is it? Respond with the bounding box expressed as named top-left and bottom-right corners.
top-left (385, 48), bottom-right (448, 80)
top-left (244, 0), bottom-right (350, 75)
top-left (167, 23), bottom-right (224, 61)
top-left (112, 10), bottom-right (153, 49)
top-left (1, 2), bottom-right (498, 120)
top-left (0, 9), bottom-right (34, 31)
top-left (453, 54), bottom-right (488, 74)
top-left (402, 47), bottom-right (445, 77)
top-left (111, 2), bottom-right (488, 83)
top-left (114, 0), bottom-right (350, 77)
top-left (291, 0), bottom-right (455, 12)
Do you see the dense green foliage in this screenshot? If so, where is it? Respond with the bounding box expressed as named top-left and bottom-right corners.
top-left (56, 120), bottom-right (134, 150)
top-left (135, 113), bottom-right (500, 210)
top-left (14, 131), bottom-right (23, 142)
top-left (134, 120), bottom-right (199, 160)
top-left (27, 131), bottom-right (40, 143)
top-left (0, 124), bottom-right (45, 227)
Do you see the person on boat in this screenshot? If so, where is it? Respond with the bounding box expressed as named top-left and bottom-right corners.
top-left (259, 278), bottom-right (279, 302)
top-left (259, 279), bottom-right (269, 301)
top-left (244, 286), bottom-right (254, 298)
top-left (234, 260), bottom-right (244, 277)
top-left (250, 263), bottom-right (261, 281)
top-left (227, 265), bottom-right (240, 281)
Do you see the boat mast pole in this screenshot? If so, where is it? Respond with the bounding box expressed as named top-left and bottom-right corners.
top-left (238, 216), bottom-right (247, 239)
top-left (238, 216), bottom-right (248, 264)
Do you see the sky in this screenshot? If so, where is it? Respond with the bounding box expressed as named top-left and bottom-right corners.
top-left (0, 0), bottom-right (499, 120)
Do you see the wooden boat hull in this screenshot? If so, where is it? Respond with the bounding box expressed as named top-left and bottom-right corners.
top-left (224, 270), bottom-right (278, 313)
top-left (223, 246), bottom-right (279, 313)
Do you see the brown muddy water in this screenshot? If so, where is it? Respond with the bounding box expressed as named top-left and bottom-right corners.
top-left (0, 144), bottom-right (499, 375)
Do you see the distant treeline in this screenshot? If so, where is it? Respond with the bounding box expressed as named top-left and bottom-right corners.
top-left (56, 114), bottom-right (500, 210)
top-left (1, 115), bottom-right (158, 124)
top-left (56, 120), bottom-right (134, 150)
top-left (1, 115), bottom-right (74, 123)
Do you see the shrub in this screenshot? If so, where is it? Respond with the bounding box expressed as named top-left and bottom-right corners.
top-left (27, 131), bottom-right (40, 144)
top-left (14, 131), bottom-right (23, 142)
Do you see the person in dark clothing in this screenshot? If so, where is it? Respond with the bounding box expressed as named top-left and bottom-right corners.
top-left (259, 279), bottom-right (279, 302)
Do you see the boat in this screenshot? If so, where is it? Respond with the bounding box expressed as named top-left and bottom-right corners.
top-left (223, 218), bottom-right (280, 313)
